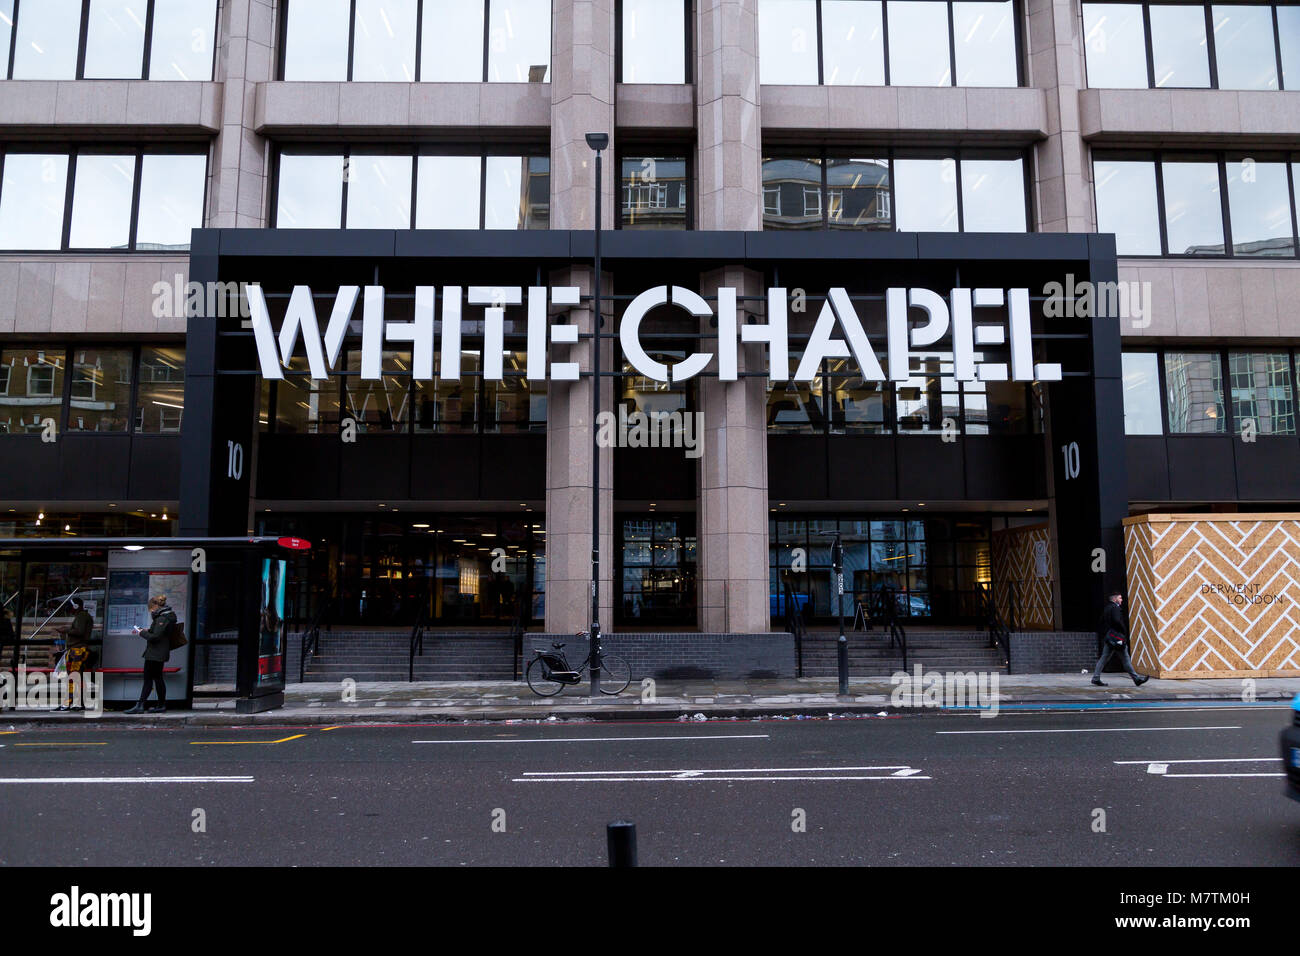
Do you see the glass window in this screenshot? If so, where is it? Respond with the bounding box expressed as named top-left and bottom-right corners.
top-left (1148, 4), bottom-right (1210, 88)
top-left (1121, 352), bottom-right (1163, 434)
top-left (894, 158), bottom-right (958, 231)
top-left (344, 350), bottom-right (411, 432)
top-left (69, 154), bottom-right (136, 250)
top-left (1164, 351), bottom-right (1224, 433)
top-left (622, 0), bottom-right (686, 83)
top-left (67, 348), bottom-right (133, 433)
top-left (1161, 159), bottom-right (1225, 255)
top-left (759, 0), bottom-right (819, 84)
top-left (829, 366), bottom-right (889, 433)
top-left (420, 0), bottom-right (484, 80)
top-left (887, 1), bottom-right (953, 86)
top-left (416, 155), bottom-right (482, 228)
top-left (135, 347), bottom-right (185, 433)
top-left (821, 0), bottom-right (885, 86)
top-left (487, 0), bottom-right (551, 83)
top-left (767, 374), bottom-right (825, 432)
top-left (762, 157), bottom-right (823, 229)
top-left (963, 380), bottom-right (1030, 434)
top-left (485, 358), bottom-right (546, 431)
top-left (283, 0), bottom-right (351, 80)
top-left (620, 156), bottom-right (688, 229)
top-left (484, 155), bottom-right (548, 229)
top-left (136, 153), bottom-right (207, 250)
top-left (84, 0), bottom-right (148, 79)
top-left (1093, 159), bottom-right (1161, 255)
top-left (276, 154), bottom-right (345, 228)
top-left (953, 1), bottom-right (1018, 87)
top-left (420, 352), bottom-right (479, 433)
top-left (0, 1), bottom-right (12, 74)
top-left (896, 352), bottom-right (961, 432)
top-left (1229, 351), bottom-right (1295, 435)
top-left (1281, 6), bottom-right (1300, 90)
top-left (826, 157), bottom-right (890, 230)
top-left (149, 0), bottom-right (218, 80)
top-left (960, 157), bottom-right (1025, 231)
top-left (1211, 4), bottom-right (1278, 90)
top-left (1082, 3), bottom-right (1148, 88)
top-left (0, 349), bottom-right (65, 434)
top-left (1224, 158), bottom-right (1295, 257)
top-left (0, 154), bottom-right (69, 251)
top-left (353, 0), bottom-right (417, 82)
top-left (11, 0), bottom-right (80, 79)
top-left (275, 357), bottom-right (341, 434)
top-left (346, 154), bottom-right (413, 229)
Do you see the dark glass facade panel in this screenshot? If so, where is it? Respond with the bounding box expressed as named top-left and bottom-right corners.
top-left (84, 0), bottom-right (148, 79)
top-left (821, 0), bottom-right (885, 85)
top-left (762, 157), bottom-right (823, 230)
top-left (895, 351), bottom-right (961, 432)
top-left (135, 347), bottom-right (185, 433)
top-left (1162, 159), bottom-right (1225, 254)
top-left (618, 515), bottom-right (697, 626)
top-left (273, 362), bottom-right (341, 435)
top-left (68, 348), bottom-right (133, 432)
top-left (829, 365), bottom-right (889, 433)
top-left (1224, 159), bottom-right (1296, 256)
top-left (963, 380), bottom-right (1031, 434)
top-left (1092, 159), bottom-right (1162, 255)
top-left (1083, 2), bottom-right (1148, 87)
top-left (0, 154), bottom-right (69, 251)
top-left (1148, 4), bottom-right (1210, 88)
top-left (621, 0), bottom-right (686, 83)
top-left (1121, 351), bottom-right (1163, 434)
top-left (1165, 351), bottom-right (1225, 433)
top-left (0, 349), bottom-right (65, 434)
top-left (1211, 4), bottom-right (1279, 90)
top-left (620, 156), bottom-right (688, 229)
top-left (484, 355), bottom-right (546, 432)
top-left (1229, 352), bottom-right (1296, 435)
top-left (343, 350), bottom-right (413, 433)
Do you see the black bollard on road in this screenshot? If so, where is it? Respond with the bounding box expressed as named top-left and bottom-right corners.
top-left (607, 820), bottom-right (637, 867)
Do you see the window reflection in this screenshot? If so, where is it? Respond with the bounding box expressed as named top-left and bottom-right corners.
top-left (84, 0), bottom-right (148, 79)
top-left (68, 348), bottom-right (133, 433)
top-left (893, 158), bottom-right (958, 231)
top-left (1149, 4), bottom-right (1210, 88)
top-left (887, 1), bottom-right (953, 86)
top-left (274, 357), bottom-right (340, 435)
top-left (622, 0), bottom-right (686, 83)
top-left (276, 154), bottom-right (345, 228)
top-left (420, 0), bottom-right (485, 80)
top-left (1224, 158), bottom-right (1295, 256)
top-left (820, 1), bottom-right (884, 85)
top-left (416, 156), bottom-right (482, 228)
top-left (1229, 352), bottom-right (1296, 435)
top-left (353, 0), bottom-right (418, 82)
top-left (1093, 159), bottom-right (1162, 255)
top-left (1162, 160), bottom-right (1225, 254)
top-left (0, 154), bottom-right (69, 251)
top-left (487, 0), bottom-right (551, 83)
top-left (762, 157), bottom-right (823, 229)
top-left (484, 354), bottom-right (546, 432)
top-left (136, 347), bottom-right (185, 433)
top-left (1281, 6), bottom-right (1300, 90)
top-left (69, 155), bottom-right (136, 250)
top-left (759, 0), bottom-right (819, 84)
top-left (1165, 351), bottom-right (1225, 433)
top-left (826, 157), bottom-right (890, 230)
top-left (620, 156), bottom-right (688, 229)
top-left (895, 351), bottom-right (960, 433)
top-left (11, 0), bottom-right (79, 79)
top-left (346, 154), bottom-right (414, 228)
top-left (484, 155), bottom-right (550, 229)
top-left (1212, 4), bottom-right (1278, 90)
top-left (136, 154), bottom-right (207, 250)
top-left (1122, 352), bottom-right (1163, 434)
top-left (283, 0), bottom-right (351, 80)
top-left (0, 349), bottom-right (65, 434)
top-left (149, 0), bottom-right (218, 80)
top-left (1083, 3), bottom-right (1149, 88)
top-left (960, 158), bottom-right (1025, 231)
top-left (953, 1), bottom-right (1017, 87)
top-left (0, 1), bottom-right (12, 73)
top-left (344, 350), bottom-right (412, 432)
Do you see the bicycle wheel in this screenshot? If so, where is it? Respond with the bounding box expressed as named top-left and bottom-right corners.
top-left (596, 654), bottom-right (631, 695)
top-left (526, 657), bottom-right (565, 697)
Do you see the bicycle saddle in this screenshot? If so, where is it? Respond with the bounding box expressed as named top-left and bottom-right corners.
top-left (551, 641), bottom-right (566, 649)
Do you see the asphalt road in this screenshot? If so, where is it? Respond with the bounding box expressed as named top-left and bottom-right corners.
top-left (1, 703), bottom-right (1296, 866)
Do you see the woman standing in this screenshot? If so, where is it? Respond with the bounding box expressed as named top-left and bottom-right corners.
top-left (125, 595), bottom-right (175, 714)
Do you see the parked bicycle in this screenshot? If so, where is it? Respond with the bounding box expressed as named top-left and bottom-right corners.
top-left (526, 633), bottom-right (631, 697)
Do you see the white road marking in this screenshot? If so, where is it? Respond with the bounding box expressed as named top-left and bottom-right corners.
top-left (937, 725), bottom-right (1241, 735)
top-left (513, 764), bottom-right (930, 783)
top-left (413, 734), bottom-right (770, 744)
top-left (0, 775), bottom-right (255, 784)
top-left (1112, 756), bottom-right (1286, 780)
top-left (1114, 757), bottom-right (1278, 765)
top-left (514, 774), bottom-right (932, 783)
top-left (519, 765), bottom-right (914, 776)
top-left (1147, 764), bottom-right (1168, 774)
top-left (1161, 773), bottom-right (1285, 779)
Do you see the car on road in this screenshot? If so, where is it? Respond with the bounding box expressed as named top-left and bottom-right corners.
top-left (1284, 693), bottom-right (1300, 802)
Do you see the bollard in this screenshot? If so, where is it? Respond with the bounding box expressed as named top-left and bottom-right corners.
top-left (607, 820), bottom-right (637, 867)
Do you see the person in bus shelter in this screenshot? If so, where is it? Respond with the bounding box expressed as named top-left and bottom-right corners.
top-left (126, 595), bottom-right (175, 714)
top-left (55, 598), bottom-right (96, 711)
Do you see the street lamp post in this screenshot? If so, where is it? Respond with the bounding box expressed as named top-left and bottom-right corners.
top-left (818, 529), bottom-right (849, 695)
top-left (585, 132), bottom-right (608, 698)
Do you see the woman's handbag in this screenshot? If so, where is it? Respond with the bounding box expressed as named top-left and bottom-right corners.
top-left (168, 620), bottom-right (188, 650)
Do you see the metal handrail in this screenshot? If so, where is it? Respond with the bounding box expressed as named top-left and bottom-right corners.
top-left (982, 582), bottom-right (1012, 670)
top-left (881, 587), bottom-right (908, 672)
top-left (407, 602), bottom-right (429, 682)
top-left (783, 578), bottom-right (806, 678)
top-left (509, 594), bottom-right (528, 681)
top-left (299, 596), bottom-right (332, 684)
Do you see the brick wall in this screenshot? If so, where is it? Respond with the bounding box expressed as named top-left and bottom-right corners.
top-left (1008, 631), bottom-right (1098, 675)
top-left (525, 633), bottom-right (797, 681)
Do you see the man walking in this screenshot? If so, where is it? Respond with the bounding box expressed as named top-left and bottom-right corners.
top-left (1092, 590), bottom-right (1149, 687)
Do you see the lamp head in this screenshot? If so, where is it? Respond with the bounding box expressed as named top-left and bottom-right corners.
top-left (585, 132), bottom-right (609, 151)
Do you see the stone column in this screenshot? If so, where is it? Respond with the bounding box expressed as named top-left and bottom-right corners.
top-left (697, 266), bottom-right (770, 633)
top-left (207, 0), bottom-right (275, 229)
top-left (544, 266), bottom-right (615, 634)
top-left (696, 0), bottom-right (763, 230)
top-left (1028, 0), bottom-right (1095, 233)
top-left (550, 0), bottom-right (617, 229)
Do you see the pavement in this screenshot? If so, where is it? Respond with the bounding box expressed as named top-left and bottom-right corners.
top-left (4, 672), bottom-right (1298, 725)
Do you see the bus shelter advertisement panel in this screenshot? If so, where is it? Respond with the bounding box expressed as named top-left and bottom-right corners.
top-left (259, 559), bottom-right (285, 688)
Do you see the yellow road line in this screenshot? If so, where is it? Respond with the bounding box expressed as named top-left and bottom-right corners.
top-left (14, 742), bottom-right (107, 747)
top-left (191, 734), bottom-right (306, 746)
top-left (320, 726), bottom-right (341, 731)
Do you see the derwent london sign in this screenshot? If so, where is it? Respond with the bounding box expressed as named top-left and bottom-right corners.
top-left (248, 284), bottom-right (1063, 385)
